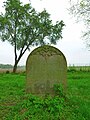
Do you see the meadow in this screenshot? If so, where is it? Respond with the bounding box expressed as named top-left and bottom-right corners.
top-left (0, 69), bottom-right (90, 120)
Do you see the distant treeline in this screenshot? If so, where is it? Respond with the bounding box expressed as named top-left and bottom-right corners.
top-left (68, 66), bottom-right (90, 72)
top-left (0, 64), bottom-right (25, 69)
top-left (0, 64), bottom-right (13, 69)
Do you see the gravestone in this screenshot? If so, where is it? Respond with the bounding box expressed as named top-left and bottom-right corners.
top-left (26, 45), bottom-right (67, 95)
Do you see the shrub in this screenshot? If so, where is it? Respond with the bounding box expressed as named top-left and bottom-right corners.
top-left (6, 70), bottom-right (10, 74)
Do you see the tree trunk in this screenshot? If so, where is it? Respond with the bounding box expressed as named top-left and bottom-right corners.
top-left (13, 45), bottom-right (28, 73)
top-left (13, 51), bottom-right (25, 73)
top-left (13, 60), bottom-right (19, 73)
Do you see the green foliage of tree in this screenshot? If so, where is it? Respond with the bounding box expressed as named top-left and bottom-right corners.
top-left (0, 0), bottom-right (65, 73)
top-left (69, 0), bottom-right (90, 49)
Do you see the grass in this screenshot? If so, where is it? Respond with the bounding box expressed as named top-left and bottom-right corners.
top-left (67, 71), bottom-right (90, 120)
top-left (0, 71), bottom-right (90, 120)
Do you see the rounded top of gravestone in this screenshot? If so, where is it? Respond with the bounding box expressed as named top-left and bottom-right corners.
top-left (28, 45), bottom-right (67, 62)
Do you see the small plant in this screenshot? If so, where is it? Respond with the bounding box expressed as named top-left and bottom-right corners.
top-left (53, 84), bottom-right (66, 98)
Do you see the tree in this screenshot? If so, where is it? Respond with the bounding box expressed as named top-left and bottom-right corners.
top-left (69, 0), bottom-right (90, 49)
top-left (0, 0), bottom-right (65, 73)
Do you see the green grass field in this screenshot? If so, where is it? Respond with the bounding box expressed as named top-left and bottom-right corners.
top-left (0, 71), bottom-right (90, 120)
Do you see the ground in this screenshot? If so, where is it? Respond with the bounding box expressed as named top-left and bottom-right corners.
top-left (0, 69), bottom-right (90, 120)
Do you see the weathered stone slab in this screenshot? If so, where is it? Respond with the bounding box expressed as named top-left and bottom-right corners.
top-left (26, 45), bottom-right (67, 95)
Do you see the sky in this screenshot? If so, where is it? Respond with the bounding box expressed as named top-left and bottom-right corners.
top-left (0, 0), bottom-right (90, 66)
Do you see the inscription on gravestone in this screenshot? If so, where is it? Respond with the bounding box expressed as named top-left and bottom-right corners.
top-left (26, 45), bottom-right (67, 95)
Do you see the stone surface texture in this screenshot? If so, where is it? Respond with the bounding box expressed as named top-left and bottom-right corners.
top-left (26, 45), bottom-right (67, 95)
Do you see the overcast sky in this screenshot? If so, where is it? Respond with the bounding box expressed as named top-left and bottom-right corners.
top-left (0, 0), bottom-right (90, 66)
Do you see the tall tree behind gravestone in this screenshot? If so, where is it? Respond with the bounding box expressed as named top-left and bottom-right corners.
top-left (0, 0), bottom-right (65, 73)
top-left (26, 45), bottom-right (67, 96)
